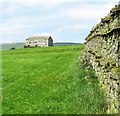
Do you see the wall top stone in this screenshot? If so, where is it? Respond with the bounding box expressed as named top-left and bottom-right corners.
top-left (85, 4), bottom-right (120, 43)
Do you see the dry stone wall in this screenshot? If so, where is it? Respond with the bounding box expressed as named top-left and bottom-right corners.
top-left (82, 4), bottom-right (120, 114)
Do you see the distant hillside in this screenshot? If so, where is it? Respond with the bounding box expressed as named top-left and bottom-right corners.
top-left (1, 43), bottom-right (25, 50)
top-left (54, 42), bottom-right (81, 46)
top-left (1, 42), bottom-right (82, 50)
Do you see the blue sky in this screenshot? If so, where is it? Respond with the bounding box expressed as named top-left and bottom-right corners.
top-left (0, 0), bottom-right (118, 43)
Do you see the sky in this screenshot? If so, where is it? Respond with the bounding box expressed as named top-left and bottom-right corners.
top-left (0, 0), bottom-right (119, 43)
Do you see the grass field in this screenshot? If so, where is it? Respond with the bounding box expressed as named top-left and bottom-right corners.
top-left (2, 45), bottom-right (106, 114)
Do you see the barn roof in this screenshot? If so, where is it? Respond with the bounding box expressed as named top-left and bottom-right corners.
top-left (26, 36), bottom-right (52, 41)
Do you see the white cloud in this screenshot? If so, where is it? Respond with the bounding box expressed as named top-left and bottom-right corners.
top-left (3, 0), bottom-right (117, 9)
top-left (56, 23), bottom-right (91, 33)
top-left (0, 0), bottom-right (118, 43)
top-left (3, 4), bottom-right (17, 14)
top-left (65, 7), bottom-right (101, 19)
top-left (62, 2), bottom-right (116, 21)
top-left (103, 2), bottom-right (116, 16)
top-left (1, 0), bottom-right (80, 7)
top-left (17, 0), bottom-right (118, 6)
top-left (29, 32), bottom-right (53, 37)
top-left (0, 23), bottom-right (26, 43)
top-left (0, 0), bottom-right (6, 4)
top-left (0, 24), bottom-right (25, 35)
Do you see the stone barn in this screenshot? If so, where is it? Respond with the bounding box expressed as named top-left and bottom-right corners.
top-left (25, 36), bottom-right (53, 47)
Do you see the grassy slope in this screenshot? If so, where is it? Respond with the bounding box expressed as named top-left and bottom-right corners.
top-left (2, 45), bottom-right (105, 114)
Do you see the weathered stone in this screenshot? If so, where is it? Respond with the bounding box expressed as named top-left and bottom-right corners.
top-left (114, 98), bottom-right (118, 108)
top-left (82, 3), bottom-right (120, 114)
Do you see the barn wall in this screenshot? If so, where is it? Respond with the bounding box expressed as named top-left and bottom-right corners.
top-left (26, 39), bottom-right (51, 47)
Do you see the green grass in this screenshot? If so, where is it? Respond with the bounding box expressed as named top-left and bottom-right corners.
top-left (2, 45), bottom-right (105, 114)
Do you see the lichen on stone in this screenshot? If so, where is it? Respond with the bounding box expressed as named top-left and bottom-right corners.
top-left (82, 3), bottom-right (120, 114)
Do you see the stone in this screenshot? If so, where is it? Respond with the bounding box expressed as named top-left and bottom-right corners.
top-left (82, 3), bottom-right (120, 114)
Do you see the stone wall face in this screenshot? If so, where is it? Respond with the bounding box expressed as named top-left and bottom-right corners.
top-left (82, 4), bottom-right (120, 113)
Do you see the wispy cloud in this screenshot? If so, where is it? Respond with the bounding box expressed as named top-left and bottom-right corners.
top-left (0, 23), bottom-right (27, 43)
top-left (3, 4), bottom-right (17, 14)
top-left (56, 23), bottom-right (91, 33)
top-left (1, 0), bottom-right (80, 8)
top-left (62, 2), bottom-right (116, 21)
top-left (0, 0), bottom-right (118, 43)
